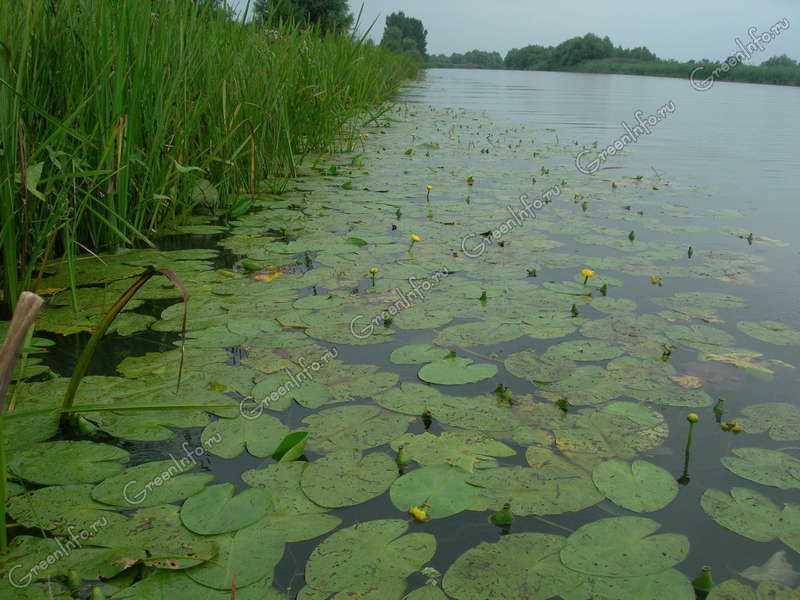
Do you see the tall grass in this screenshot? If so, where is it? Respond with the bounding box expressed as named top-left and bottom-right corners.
top-left (0, 0), bottom-right (417, 311)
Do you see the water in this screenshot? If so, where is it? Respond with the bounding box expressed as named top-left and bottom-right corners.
top-left (14, 69), bottom-right (800, 597)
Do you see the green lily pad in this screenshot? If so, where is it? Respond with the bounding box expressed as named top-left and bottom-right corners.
top-left (735, 403), bottom-right (800, 441)
top-left (560, 516), bottom-right (689, 577)
top-left (303, 405), bottom-right (411, 453)
top-left (542, 339), bottom-right (624, 362)
top-left (738, 321), bottom-right (800, 346)
top-left (303, 519), bottom-right (436, 598)
top-left (389, 464), bottom-right (485, 518)
top-left (9, 441), bottom-right (129, 485)
top-left (434, 320), bottom-right (524, 347)
top-left (390, 344), bottom-right (451, 365)
top-left (701, 487), bottom-right (785, 542)
top-left (418, 356), bottom-right (498, 385)
top-left (721, 448), bottom-right (800, 490)
top-left (469, 448), bottom-right (602, 516)
top-left (92, 460), bottom-right (214, 508)
top-left (504, 349), bottom-right (575, 384)
top-left (200, 414), bottom-right (290, 459)
top-left (390, 431), bottom-right (515, 472)
top-left (111, 571), bottom-right (286, 599)
top-left (186, 521), bottom-right (285, 590)
top-left (301, 450), bottom-right (397, 508)
top-left (707, 580), bottom-right (758, 600)
top-left (521, 313), bottom-right (581, 339)
top-left (592, 459), bottom-right (678, 513)
top-left (7, 484), bottom-right (127, 535)
top-left (90, 505), bottom-right (218, 569)
top-left (443, 533), bottom-right (576, 600)
top-left (180, 484), bottom-right (272, 535)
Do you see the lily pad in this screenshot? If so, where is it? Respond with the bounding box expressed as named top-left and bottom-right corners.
top-left (303, 405), bottom-right (411, 453)
top-left (390, 431), bottom-right (515, 472)
top-left (186, 521), bottom-right (285, 590)
top-left (9, 441), bottom-right (129, 485)
top-left (434, 320), bottom-right (524, 347)
top-left (180, 484), bottom-right (272, 535)
top-left (559, 516), bottom-right (689, 577)
top-left (7, 484), bottom-right (127, 535)
top-left (735, 403), bottom-right (800, 441)
top-left (304, 519), bottom-right (436, 598)
top-left (542, 339), bottom-right (624, 362)
top-left (111, 571), bottom-right (286, 599)
top-left (301, 450), bottom-right (397, 508)
top-left (200, 414), bottom-right (290, 459)
top-left (390, 344), bottom-right (451, 365)
top-left (701, 487), bottom-right (785, 542)
top-left (92, 460), bottom-right (214, 508)
top-left (504, 349), bottom-right (575, 384)
top-left (592, 459), bottom-right (678, 513)
top-left (738, 321), bottom-right (800, 346)
top-left (90, 505), bottom-right (218, 569)
top-left (469, 448), bottom-right (603, 516)
top-left (390, 464), bottom-right (486, 519)
top-left (721, 448), bottom-right (800, 490)
top-left (418, 356), bottom-right (498, 385)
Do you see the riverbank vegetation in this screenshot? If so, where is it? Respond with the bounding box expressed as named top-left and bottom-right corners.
top-left (429, 33), bottom-right (800, 87)
top-left (0, 0), bottom-right (418, 311)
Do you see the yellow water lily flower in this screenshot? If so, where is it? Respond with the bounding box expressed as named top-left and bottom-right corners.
top-left (409, 234), bottom-right (422, 252)
top-left (409, 505), bottom-right (431, 522)
top-left (581, 268), bottom-right (596, 285)
top-left (369, 267), bottom-right (379, 275)
top-left (426, 184), bottom-right (433, 191)
top-left (687, 413), bottom-right (699, 424)
top-left (650, 275), bottom-right (663, 286)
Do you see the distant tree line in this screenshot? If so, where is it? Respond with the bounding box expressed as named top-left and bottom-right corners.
top-left (427, 33), bottom-right (800, 86)
top-left (254, 0), bottom-right (353, 32)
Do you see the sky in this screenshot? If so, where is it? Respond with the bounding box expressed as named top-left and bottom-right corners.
top-left (230, 0), bottom-right (799, 62)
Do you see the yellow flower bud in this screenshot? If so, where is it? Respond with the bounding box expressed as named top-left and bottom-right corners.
top-left (409, 506), bottom-right (430, 522)
top-left (581, 268), bottom-right (596, 279)
top-left (369, 267), bottom-right (379, 275)
top-left (426, 184), bottom-right (433, 191)
top-left (687, 413), bottom-right (699, 424)
top-left (410, 234), bottom-right (421, 243)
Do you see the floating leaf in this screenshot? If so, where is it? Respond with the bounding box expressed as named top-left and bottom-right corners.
top-left (7, 484), bottom-right (127, 535)
top-left (504, 349), bottom-right (575, 384)
top-left (390, 464), bottom-right (485, 519)
top-left (469, 448), bottom-right (602, 516)
top-left (592, 459), bottom-right (678, 513)
top-left (303, 405), bottom-right (411, 453)
top-left (92, 460), bottom-right (213, 508)
top-left (200, 414), bottom-right (290, 459)
top-left (701, 487), bottom-right (784, 542)
top-left (186, 521), bottom-right (285, 590)
top-left (721, 448), bottom-right (800, 490)
top-left (389, 431), bottom-right (515, 472)
top-left (9, 441), bottom-right (129, 485)
top-left (560, 516), bottom-right (689, 577)
top-left (90, 505), bottom-right (217, 569)
top-left (736, 403), bottom-right (800, 441)
top-left (180, 484), bottom-right (272, 535)
top-left (738, 321), bottom-right (800, 347)
top-left (304, 519), bottom-right (436, 598)
top-left (542, 339), bottom-right (624, 362)
top-left (390, 344), bottom-right (451, 365)
top-left (418, 356), bottom-right (498, 385)
top-left (111, 571), bottom-right (286, 599)
top-left (301, 451), bottom-right (397, 508)
top-left (741, 551), bottom-right (800, 587)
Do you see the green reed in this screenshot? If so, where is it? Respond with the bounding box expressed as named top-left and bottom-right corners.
top-left (0, 0), bottom-right (417, 311)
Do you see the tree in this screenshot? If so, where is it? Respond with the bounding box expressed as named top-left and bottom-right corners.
top-left (762, 54), bottom-right (797, 68)
top-left (255, 0), bottom-right (353, 32)
top-left (381, 12), bottom-right (427, 57)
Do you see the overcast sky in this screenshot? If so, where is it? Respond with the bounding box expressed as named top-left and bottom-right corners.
top-left (230, 0), bottom-right (798, 62)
